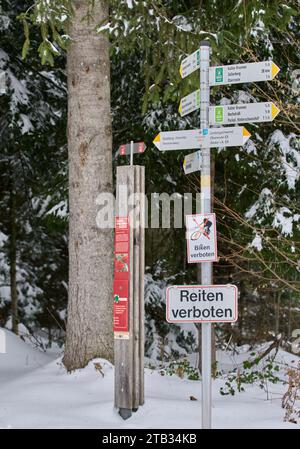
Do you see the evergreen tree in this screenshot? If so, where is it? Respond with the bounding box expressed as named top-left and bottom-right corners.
top-left (0, 0), bottom-right (67, 341)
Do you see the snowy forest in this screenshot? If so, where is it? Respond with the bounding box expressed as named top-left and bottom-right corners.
top-left (0, 0), bottom-right (299, 431)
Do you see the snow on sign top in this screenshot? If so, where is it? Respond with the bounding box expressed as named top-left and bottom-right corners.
top-left (179, 49), bottom-right (200, 78)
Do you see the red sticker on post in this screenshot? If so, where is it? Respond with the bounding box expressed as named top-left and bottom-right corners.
top-left (114, 217), bottom-right (130, 337)
top-left (113, 280), bottom-right (129, 333)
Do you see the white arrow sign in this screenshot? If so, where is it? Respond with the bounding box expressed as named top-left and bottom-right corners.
top-left (179, 49), bottom-right (200, 78)
top-left (166, 284), bottom-right (238, 323)
top-left (153, 126), bottom-right (251, 151)
top-left (209, 102), bottom-right (280, 125)
top-left (209, 61), bottom-right (280, 86)
top-left (179, 88), bottom-right (281, 123)
top-left (183, 150), bottom-right (202, 174)
top-left (179, 89), bottom-right (200, 117)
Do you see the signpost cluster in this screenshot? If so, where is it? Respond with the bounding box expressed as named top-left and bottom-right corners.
top-left (114, 42), bottom-right (280, 427)
top-left (153, 41), bottom-right (280, 428)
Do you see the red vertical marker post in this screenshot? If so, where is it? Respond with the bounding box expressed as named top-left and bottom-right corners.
top-left (114, 166), bottom-right (145, 420)
top-left (114, 216), bottom-right (130, 338)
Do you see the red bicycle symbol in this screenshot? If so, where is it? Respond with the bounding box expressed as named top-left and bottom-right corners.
top-left (190, 217), bottom-right (212, 240)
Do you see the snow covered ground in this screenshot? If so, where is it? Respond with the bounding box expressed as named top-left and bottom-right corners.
top-left (0, 328), bottom-right (299, 429)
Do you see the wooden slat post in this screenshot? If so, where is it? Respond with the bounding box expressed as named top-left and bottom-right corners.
top-left (139, 166), bottom-right (145, 405)
top-left (132, 166), bottom-right (140, 411)
top-left (114, 165), bottom-right (145, 419)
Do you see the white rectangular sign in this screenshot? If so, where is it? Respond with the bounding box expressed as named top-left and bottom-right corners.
top-left (119, 141), bottom-right (146, 156)
top-left (153, 126), bottom-right (250, 151)
top-left (209, 102), bottom-right (280, 125)
top-left (179, 89), bottom-right (200, 117)
top-left (183, 150), bottom-right (202, 174)
top-left (209, 61), bottom-right (280, 86)
top-left (186, 213), bottom-right (217, 263)
top-left (179, 92), bottom-right (280, 125)
top-left (166, 284), bottom-right (238, 323)
top-left (179, 49), bottom-right (200, 78)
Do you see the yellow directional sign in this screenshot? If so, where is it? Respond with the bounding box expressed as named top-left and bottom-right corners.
top-left (179, 89), bottom-right (200, 117)
top-left (179, 49), bottom-right (201, 79)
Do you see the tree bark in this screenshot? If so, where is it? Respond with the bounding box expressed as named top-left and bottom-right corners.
top-left (63, 0), bottom-right (114, 370)
top-left (10, 188), bottom-right (18, 335)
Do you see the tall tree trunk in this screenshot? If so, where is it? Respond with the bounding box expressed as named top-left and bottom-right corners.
top-left (63, 0), bottom-right (114, 370)
top-left (10, 188), bottom-right (18, 335)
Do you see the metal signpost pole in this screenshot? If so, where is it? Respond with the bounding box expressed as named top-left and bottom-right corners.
top-left (199, 40), bottom-right (212, 429)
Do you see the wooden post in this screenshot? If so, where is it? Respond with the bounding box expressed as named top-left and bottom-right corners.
top-left (114, 165), bottom-right (145, 419)
top-left (132, 166), bottom-right (140, 411)
top-left (139, 166), bottom-right (145, 405)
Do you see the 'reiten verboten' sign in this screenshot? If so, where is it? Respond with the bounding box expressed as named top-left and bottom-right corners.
top-left (166, 284), bottom-right (238, 323)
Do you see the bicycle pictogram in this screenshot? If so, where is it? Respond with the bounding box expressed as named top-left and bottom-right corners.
top-left (190, 217), bottom-right (212, 241)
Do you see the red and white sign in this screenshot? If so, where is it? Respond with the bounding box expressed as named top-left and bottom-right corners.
top-left (166, 284), bottom-right (238, 323)
top-left (185, 213), bottom-right (218, 263)
top-left (114, 216), bottom-right (130, 338)
top-left (119, 141), bottom-right (145, 156)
